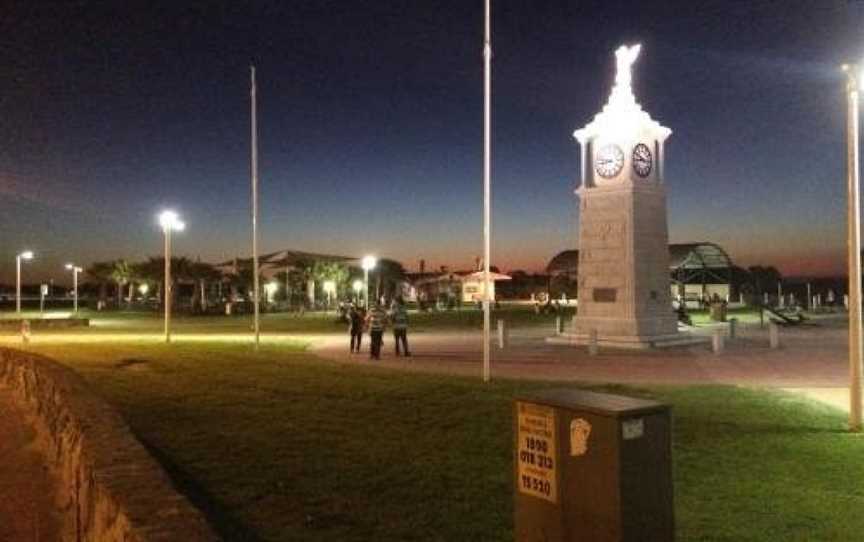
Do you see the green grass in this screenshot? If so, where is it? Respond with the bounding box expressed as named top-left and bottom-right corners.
top-left (17, 340), bottom-right (864, 541)
top-left (0, 305), bottom-right (570, 335)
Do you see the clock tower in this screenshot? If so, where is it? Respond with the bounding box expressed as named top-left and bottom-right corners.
top-left (571, 44), bottom-right (678, 347)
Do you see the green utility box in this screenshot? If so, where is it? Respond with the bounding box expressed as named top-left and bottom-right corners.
top-left (514, 389), bottom-right (674, 542)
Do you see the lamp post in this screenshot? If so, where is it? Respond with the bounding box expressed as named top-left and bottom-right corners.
top-left (264, 281), bottom-right (278, 305)
top-left (65, 264), bottom-right (82, 315)
top-left (362, 255), bottom-right (377, 309)
top-left (352, 279), bottom-right (363, 305)
top-left (159, 210), bottom-right (185, 344)
top-left (843, 63), bottom-right (863, 431)
top-left (482, 0), bottom-right (493, 383)
top-left (16, 250), bottom-right (34, 314)
top-left (323, 280), bottom-right (336, 310)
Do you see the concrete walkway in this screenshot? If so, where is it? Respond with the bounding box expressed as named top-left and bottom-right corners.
top-left (309, 316), bottom-right (854, 413)
top-left (0, 389), bottom-right (61, 541)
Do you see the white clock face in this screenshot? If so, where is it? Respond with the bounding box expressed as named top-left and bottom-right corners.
top-left (632, 143), bottom-right (653, 178)
top-left (595, 144), bottom-right (624, 178)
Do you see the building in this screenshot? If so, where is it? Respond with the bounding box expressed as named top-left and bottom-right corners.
top-left (547, 242), bottom-right (734, 306)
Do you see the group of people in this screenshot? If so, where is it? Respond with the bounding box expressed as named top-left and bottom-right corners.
top-left (348, 300), bottom-right (411, 360)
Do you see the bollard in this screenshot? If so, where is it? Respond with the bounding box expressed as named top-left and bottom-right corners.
top-left (728, 317), bottom-right (737, 339)
top-left (769, 322), bottom-right (780, 349)
top-left (514, 390), bottom-right (674, 541)
top-left (498, 319), bottom-right (508, 349)
top-left (20, 319), bottom-right (31, 344)
top-left (555, 316), bottom-right (563, 335)
top-left (712, 328), bottom-right (724, 355)
top-left (588, 329), bottom-right (599, 356)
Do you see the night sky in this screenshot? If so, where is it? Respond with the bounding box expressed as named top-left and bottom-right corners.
top-left (2, 1), bottom-right (864, 284)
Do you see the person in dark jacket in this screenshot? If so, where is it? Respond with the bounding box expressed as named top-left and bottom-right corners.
top-left (348, 304), bottom-right (365, 353)
top-left (390, 300), bottom-right (411, 356)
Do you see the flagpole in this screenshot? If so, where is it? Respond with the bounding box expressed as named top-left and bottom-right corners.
top-left (251, 65), bottom-right (261, 348)
top-left (482, 0), bottom-right (492, 382)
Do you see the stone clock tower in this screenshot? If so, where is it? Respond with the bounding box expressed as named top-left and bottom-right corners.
top-left (571, 44), bottom-right (678, 347)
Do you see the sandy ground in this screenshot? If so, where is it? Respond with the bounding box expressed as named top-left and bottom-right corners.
top-left (0, 390), bottom-right (62, 542)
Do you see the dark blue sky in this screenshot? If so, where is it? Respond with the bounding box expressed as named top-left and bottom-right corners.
top-left (2, 0), bottom-right (863, 283)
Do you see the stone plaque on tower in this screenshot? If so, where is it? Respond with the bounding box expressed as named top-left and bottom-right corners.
top-left (571, 44), bottom-right (679, 347)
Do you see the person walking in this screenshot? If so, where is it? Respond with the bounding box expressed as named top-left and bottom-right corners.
top-left (348, 304), bottom-right (364, 353)
top-left (390, 300), bottom-right (411, 356)
top-left (366, 303), bottom-right (387, 360)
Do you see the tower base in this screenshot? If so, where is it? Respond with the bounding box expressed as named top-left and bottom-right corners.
top-left (546, 331), bottom-right (708, 350)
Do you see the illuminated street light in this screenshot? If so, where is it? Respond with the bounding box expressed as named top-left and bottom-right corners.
top-left (159, 210), bottom-right (185, 343)
top-left (352, 279), bottom-right (363, 304)
top-left (264, 281), bottom-right (279, 304)
top-left (138, 283), bottom-right (149, 296)
top-left (65, 263), bottom-right (83, 315)
top-left (361, 255), bottom-right (377, 309)
top-left (323, 280), bottom-right (336, 309)
top-left (843, 63), bottom-right (863, 431)
top-left (16, 250), bottom-right (34, 314)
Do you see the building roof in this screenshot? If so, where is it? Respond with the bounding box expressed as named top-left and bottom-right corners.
top-left (216, 249), bottom-right (356, 269)
top-left (406, 270), bottom-right (511, 286)
top-left (667, 243), bottom-right (732, 270)
top-left (547, 242), bottom-right (733, 275)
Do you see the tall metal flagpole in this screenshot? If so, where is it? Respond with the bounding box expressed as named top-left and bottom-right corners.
top-left (482, 0), bottom-right (492, 382)
top-left (844, 63), bottom-right (862, 431)
top-left (251, 66), bottom-right (261, 348)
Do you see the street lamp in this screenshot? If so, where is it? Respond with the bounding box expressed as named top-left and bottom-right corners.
top-left (843, 63), bottom-right (863, 431)
top-left (323, 280), bottom-right (336, 309)
top-left (16, 250), bottom-right (34, 314)
top-left (159, 210), bottom-right (185, 343)
top-left (352, 279), bottom-right (363, 305)
top-left (65, 263), bottom-right (82, 315)
top-left (361, 255), bottom-right (377, 309)
top-left (264, 281), bottom-right (279, 304)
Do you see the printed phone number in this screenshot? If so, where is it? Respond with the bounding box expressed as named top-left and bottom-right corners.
top-left (520, 474), bottom-right (552, 496)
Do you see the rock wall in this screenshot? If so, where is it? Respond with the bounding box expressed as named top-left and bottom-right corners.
top-left (0, 348), bottom-right (219, 542)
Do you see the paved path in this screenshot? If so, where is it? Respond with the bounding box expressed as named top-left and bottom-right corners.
top-left (309, 316), bottom-right (854, 412)
top-left (0, 389), bottom-right (61, 542)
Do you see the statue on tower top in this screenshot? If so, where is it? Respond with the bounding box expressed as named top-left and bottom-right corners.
top-left (614, 44), bottom-right (641, 91)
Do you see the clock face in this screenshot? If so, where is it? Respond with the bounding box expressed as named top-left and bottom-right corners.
top-left (632, 143), bottom-right (652, 178)
top-left (594, 144), bottom-right (624, 178)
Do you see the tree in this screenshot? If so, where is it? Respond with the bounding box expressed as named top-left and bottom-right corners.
top-left (186, 261), bottom-right (222, 313)
top-left (747, 265), bottom-right (782, 295)
top-left (110, 259), bottom-right (133, 308)
top-left (311, 261), bottom-right (350, 302)
top-left (86, 261), bottom-right (114, 307)
top-left (373, 258), bottom-right (407, 303)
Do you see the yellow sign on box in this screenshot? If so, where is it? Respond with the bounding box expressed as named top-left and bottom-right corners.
top-left (516, 402), bottom-right (557, 503)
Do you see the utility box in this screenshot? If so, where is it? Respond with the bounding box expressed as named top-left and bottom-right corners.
top-left (514, 389), bottom-right (674, 542)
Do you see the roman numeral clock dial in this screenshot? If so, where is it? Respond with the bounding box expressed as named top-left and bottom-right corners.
top-left (632, 143), bottom-right (652, 177)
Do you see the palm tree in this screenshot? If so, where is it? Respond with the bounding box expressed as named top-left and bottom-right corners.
top-left (374, 258), bottom-right (407, 303)
top-left (111, 259), bottom-right (133, 308)
top-left (187, 260), bottom-right (221, 313)
top-left (86, 261), bottom-right (114, 308)
top-left (311, 261), bottom-right (349, 303)
top-left (134, 257), bottom-right (164, 307)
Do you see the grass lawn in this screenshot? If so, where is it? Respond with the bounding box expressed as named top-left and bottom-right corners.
top-left (16, 339), bottom-right (864, 541)
top-left (0, 305), bottom-right (572, 335)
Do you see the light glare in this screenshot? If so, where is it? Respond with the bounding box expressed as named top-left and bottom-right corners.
top-left (159, 210), bottom-right (185, 231)
top-left (361, 255), bottom-right (377, 271)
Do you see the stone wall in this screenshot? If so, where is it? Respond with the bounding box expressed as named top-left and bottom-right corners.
top-left (0, 348), bottom-right (219, 542)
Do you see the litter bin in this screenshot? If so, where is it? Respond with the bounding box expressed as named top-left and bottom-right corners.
top-left (514, 389), bottom-right (674, 542)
